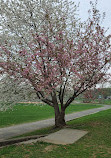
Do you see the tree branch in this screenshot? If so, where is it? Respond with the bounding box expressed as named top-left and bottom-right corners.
top-left (36, 91), bottom-right (54, 107)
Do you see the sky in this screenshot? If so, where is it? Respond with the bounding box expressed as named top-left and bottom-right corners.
top-left (72, 0), bottom-right (111, 34)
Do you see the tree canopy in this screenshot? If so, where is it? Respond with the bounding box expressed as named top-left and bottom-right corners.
top-left (0, 0), bottom-right (111, 127)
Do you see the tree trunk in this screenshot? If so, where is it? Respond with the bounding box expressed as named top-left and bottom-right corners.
top-left (55, 108), bottom-right (66, 127)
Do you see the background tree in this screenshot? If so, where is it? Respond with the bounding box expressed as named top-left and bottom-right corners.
top-left (0, 0), bottom-right (111, 127)
top-left (0, 74), bottom-right (39, 111)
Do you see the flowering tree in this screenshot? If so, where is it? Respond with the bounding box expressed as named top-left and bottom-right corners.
top-left (0, 74), bottom-right (38, 111)
top-left (83, 88), bottom-right (97, 103)
top-left (0, 0), bottom-right (111, 127)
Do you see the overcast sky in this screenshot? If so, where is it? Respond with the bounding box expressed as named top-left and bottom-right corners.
top-left (73, 0), bottom-right (111, 34)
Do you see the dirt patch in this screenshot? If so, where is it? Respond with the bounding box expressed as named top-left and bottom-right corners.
top-left (89, 121), bottom-right (104, 127)
top-left (84, 144), bottom-right (111, 158)
top-left (44, 145), bottom-right (58, 152)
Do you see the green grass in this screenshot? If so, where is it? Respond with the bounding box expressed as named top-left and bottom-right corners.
top-left (0, 108), bottom-right (111, 158)
top-left (0, 103), bottom-right (102, 128)
top-left (100, 99), bottom-right (111, 105)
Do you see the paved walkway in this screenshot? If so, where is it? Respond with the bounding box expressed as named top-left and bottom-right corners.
top-left (0, 105), bottom-right (110, 141)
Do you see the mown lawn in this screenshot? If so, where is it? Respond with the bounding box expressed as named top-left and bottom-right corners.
top-left (89, 99), bottom-right (111, 105)
top-left (100, 99), bottom-right (111, 105)
top-left (0, 108), bottom-right (111, 158)
top-left (0, 103), bottom-right (102, 127)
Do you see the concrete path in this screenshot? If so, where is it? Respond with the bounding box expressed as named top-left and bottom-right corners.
top-left (0, 105), bottom-right (110, 141)
top-left (21, 129), bottom-right (88, 145)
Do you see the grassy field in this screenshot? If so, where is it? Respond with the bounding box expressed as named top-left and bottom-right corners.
top-left (100, 99), bottom-right (111, 105)
top-left (0, 103), bottom-right (102, 128)
top-left (0, 108), bottom-right (111, 158)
